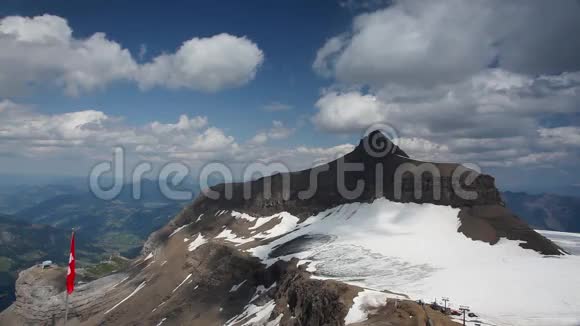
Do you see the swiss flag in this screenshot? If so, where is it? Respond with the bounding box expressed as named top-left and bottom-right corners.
top-left (66, 231), bottom-right (75, 294)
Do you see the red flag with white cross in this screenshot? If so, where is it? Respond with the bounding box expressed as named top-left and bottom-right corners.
top-left (66, 231), bottom-right (75, 294)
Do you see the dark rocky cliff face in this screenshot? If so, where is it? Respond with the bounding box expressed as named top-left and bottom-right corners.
top-left (190, 132), bottom-right (502, 218)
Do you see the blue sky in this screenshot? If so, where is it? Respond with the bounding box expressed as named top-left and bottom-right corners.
top-left (1, 0), bottom-right (580, 193)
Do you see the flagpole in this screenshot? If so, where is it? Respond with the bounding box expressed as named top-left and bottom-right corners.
top-left (64, 228), bottom-right (74, 326)
top-left (64, 291), bottom-right (69, 325)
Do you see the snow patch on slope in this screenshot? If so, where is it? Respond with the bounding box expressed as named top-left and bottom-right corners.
top-left (172, 274), bottom-right (192, 293)
top-left (188, 234), bottom-right (207, 252)
top-left (216, 228), bottom-right (253, 245)
top-left (104, 281), bottom-right (147, 315)
top-left (225, 300), bottom-right (277, 326)
top-left (232, 211), bottom-right (257, 222)
top-left (250, 283), bottom-right (277, 303)
top-left (344, 289), bottom-right (390, 324)
top-left (214, 212), bottom-right (300, 247)
top-left (169, 223), bottom-right (191, 237)
top-left (230, 280), bottom-right (247, 292)
top-left (254, 212), bottom-right (299, 239)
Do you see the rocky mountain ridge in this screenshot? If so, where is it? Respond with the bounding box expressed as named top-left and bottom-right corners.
top-left (0, 132), bottom-right (570, 326)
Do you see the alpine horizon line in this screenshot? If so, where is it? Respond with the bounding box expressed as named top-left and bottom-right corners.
top-left (88, 124), bottom-right (483, 203)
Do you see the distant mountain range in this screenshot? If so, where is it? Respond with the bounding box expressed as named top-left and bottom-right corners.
top-left (1, 179), bottom-right (191, 256)
top-left (14, 193), bottom-right (185, 257)
top-left (0, 183), bottom-right (82, 214)
top-left (501, 191), bottom-right (580, 233)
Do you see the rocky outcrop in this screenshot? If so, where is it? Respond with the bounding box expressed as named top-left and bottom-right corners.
top-left (272, 263), bottom-right (359, 326)
top-left (357, 300), bottom-right (460, 326)
top-left (458, 204), bottom-right (564, 255)
top-left (0, 265), bottom-right (133, 325)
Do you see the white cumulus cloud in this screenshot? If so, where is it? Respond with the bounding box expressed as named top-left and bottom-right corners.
top-left (315, 0), bottom-right (580, 86)
top-left (311, 69), bottom-right (580, 167)
top-left (313, 91), bottom-right (391, 133)
top-left (137, 33), bottom-right (264, 92)
top-left (0, 100), bottom-right (360, 176)
top-left (249, 120), bottom-right (295, 145)
top-left (539, 127), bottom-right (580, 147)
top-left (0, 15), bottom-right (264, 96)
top-left (0, 100), bottom-right (238, 160)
